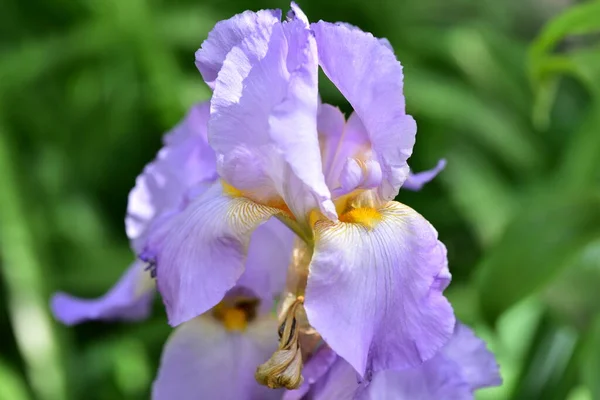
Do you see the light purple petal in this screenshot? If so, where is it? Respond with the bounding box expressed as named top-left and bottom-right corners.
top-left (51, 260), bottom-right (154, 325)
top-left (283, 345), bottom-right (338, 400)
top-left (237, 217), bottom-right (295, 311)
top-left (317, 105), bottom-right (372, 194)
top-left (126, 102), bottom-right (217, 252)
top-left (195, 9), bottom-right (282, 89)
top-left (306, 323), bottom-right (500, 400)
top-left (153, 182), bottom-right (281, 326)
top-left (312, 22), bottom-right (417, 200)
top-left (361, 322), bottom-right (500, 399)
top-left (152, 315), bottom-right (281, 400)
top-left (309, 356), bottom-right (361, 400)
top-left (361, 358), bottom-right (471, 400)
top-left (442, 323), bottom-right (502, 390)
top-left (402, 159), bottom-right (447, 191)
top-left (305, 201), bottom-right (455, 376)
top-left (209, 13), bottom-right (335, 220)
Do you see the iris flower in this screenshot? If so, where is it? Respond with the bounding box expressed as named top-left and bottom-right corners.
top-left (51, 2), bottom-right (500, 398)
top-left (51, 102), bottom-right (293, 399)
top-left (144, 2), bottom-right (454, 388)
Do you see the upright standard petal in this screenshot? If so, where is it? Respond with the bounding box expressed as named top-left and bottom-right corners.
top-left (126, 102), bottom-right (217, 252)
top-left (152, 315), bottom-right (281, 400)
top-left (402, 159), bottom-right (447, 191)
top-left (153, 182), bottom-right (283, 326)
top-left (195, 9), bottom-right (282, 89)
top-left (209, 14), bottom-right (335, 220)
top-left (312, 22), bottom-right (417, 200)
top-left (305, 202), bottom-right (455, 376)
top-left (51, 260), bottom-right (154, 325)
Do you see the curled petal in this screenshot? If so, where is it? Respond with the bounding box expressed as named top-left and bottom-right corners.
top-left (402, 159), bottom-right (447, 191)
top-left (305, 201), bottom-right (455, 376)
top-left (195, 9), bottom-right (282, 89)
top-left (51, 260), bottom-right (154, 325)
top-left (126, 102), bottom-right (216, 252)
top-left (312, 22), bottom-right (417, 200)
top-left (152, 315), bottom-right (281, 400)
top-left (154, 182), bottom-right (283, 326)
top-left (210, 13), bottom-right (335, 220)
top-left (337, 159), bottom-right (383, 197)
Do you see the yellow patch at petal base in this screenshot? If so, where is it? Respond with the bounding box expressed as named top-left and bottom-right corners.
top-left (222, 181), bottom-right (243, 197)
top-left (339, 207), bottom-right (382, 229)
top-left (222, 308), bottom-right (248, 332)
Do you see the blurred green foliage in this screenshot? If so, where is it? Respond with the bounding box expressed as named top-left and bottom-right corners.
top-left (0, 0), bottom-right (599, 399)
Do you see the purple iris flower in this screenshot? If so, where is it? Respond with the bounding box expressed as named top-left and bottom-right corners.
top-left (50, 102), bottom-right (294, 399)
top-left (50, 2), bottom-right (479, 397)
top-left (285, 322), bottom-right (501, 400)
top-left (146, 1), bottom-right (454, 387)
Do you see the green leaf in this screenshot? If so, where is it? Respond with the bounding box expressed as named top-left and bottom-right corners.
top-left (529, 1), bottom-right (600, 72)
top-left (0, 359), bottom-right (31, 400)
top-left (544, 239), bottom-right (600, 330)
top-left (476, 192), bottom-right (600, 323)
top-left (581, 317), bottom-right (600, 399)
top-left (0, 120), bottom-right (68, 400)
top-left (558, 102), bottom-right (600, 193)
top-left (406, 70), bottom-right (543, 173)
top-left (528, 1), bottom-right (600, 121)
top-left (441, 147), bottom-right (517, 245)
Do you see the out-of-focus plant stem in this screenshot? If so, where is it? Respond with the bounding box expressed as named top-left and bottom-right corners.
top-left (0, 116), bottom-right (67, 400)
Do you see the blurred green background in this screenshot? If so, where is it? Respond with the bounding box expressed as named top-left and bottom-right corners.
top-left (1, 0), bottom-right (600, 399)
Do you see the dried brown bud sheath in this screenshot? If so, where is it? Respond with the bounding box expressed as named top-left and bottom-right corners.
top-left (255, 297), bottom-right (305, 389)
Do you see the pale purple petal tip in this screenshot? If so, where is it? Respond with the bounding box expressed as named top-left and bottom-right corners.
top-left (402, 159), bottom-right (447, 191)
top-left (443, 323), bottom-right (502, 390)
top-left (51, 261), bottom-right (154, 325)
top-left (195, 9), bottom-right (282, 89)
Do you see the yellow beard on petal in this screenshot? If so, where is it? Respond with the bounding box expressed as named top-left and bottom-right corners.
top-left (339, 207), bottom-right (382, 229)
top-left (221, 180), bottom-right (244, 198)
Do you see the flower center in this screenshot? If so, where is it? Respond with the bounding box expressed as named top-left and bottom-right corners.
top-left (211, 297), bottom-right (259, 332)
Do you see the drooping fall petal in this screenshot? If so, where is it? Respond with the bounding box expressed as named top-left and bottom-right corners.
top-left (305, 201), bottom-right (455, 376)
